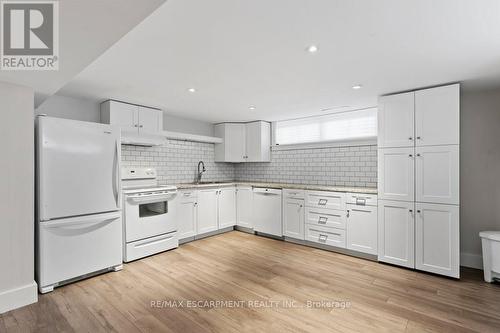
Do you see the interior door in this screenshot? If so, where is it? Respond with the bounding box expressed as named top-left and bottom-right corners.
top-left (38, 117), bottom-right (120, 220)
top-left (196, 189), bottom-right (218, 234)
top-left (415, 203), bottom-right (459, 278)
top-left (218, 187), bottom-right (236, 229)
top-left (236, 187), bottom-right (253, 228)
top-left (138, 107), bottom-right (162, 133)
top-left (378, 92), bottom-right (415, 148)
top-left (378, 200), bottom-right (415, 268)
top-left (109, 101), bottom-right (138, 134)
top-left (415, 84), bottom-right (459, 147)
top-left (283, 198), bottom-right (304, 240)
top-left (378, 147), bottom-right (415, 201)
top-left (416, 145), bottom-right (459, 205)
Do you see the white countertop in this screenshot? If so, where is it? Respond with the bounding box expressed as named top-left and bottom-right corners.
top-left (175, 181), bottom-right (377, 194)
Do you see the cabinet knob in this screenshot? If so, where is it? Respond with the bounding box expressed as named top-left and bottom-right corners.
top-left (409, 154), bottom-right (413, 157)
top-left (416, 153), bottom-right (421, 157)
top-left (417, 136), bottom-right (421, 140)
top-left (409, 137), bottom-right (413, 140)
top-left (139, 125), bottom-right (144, 128)
top-left (409, 209), bottom-right (413, 213)
top-left (417, 210), bottom-right (421, 213)
top-left (134, 124), bottom-right (138, 127)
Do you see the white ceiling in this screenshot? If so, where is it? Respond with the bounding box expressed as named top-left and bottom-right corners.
top-left (59, 0), bottom-right (500, 123)
top-left (0, 0), bottom-right (165, 106)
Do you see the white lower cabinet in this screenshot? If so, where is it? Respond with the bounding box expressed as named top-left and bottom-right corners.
top-left (415, 203), bottom-right (460, 278)
top-left (346, 203), bottom-right (378, 255)
top-left (378, 200), bottom-right (415, 268)
top-left (283, 198), bottom-right (304, 240)
top-left (305, 224), bottom-right (346, 248)
top-left (196, 189), bottom-right (218, 234)
top-left (176, 190), bottom-right (197, 239)
top-left (236, 186), bottom-right (253, 228)
top-left (218, 187), bottom-right (236, 229)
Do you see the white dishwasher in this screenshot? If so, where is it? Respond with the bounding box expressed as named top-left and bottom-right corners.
top-left (252, 188), bottom-right (283, 237)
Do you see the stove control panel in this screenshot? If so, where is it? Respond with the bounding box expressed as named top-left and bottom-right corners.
top-left (122, 167), bottom-right (157, 180)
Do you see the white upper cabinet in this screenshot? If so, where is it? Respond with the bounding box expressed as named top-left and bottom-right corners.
top-left (378, 200), bottom-right (415, 268)
top-left (246, 121), bottom-right (271, 162)
top-left (415, 203), bottom-right (459, 278)
top-left (102, 101), bottom-right (139, 133)
top-left (101, 100), bottom-right (163, 134)
top-left (236, 186), bottom-right (253, 228)
top-left (138, 106), bottom-right (163, 133)
top-left (378, 92), bottom-right (415, 148)
top-left (415, 84), bottom-right (459, 146)
top-left (416, 145), bottom-right (459, 205)
top-left (218, 187), bottom-right (236, 229)
top-left (215, 121), bottom-right (271, 163)
top-left (378, 147), bottom-right (415, 202)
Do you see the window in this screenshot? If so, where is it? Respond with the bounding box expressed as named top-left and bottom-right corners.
top-left (274, 108), bottom-right (377, 146)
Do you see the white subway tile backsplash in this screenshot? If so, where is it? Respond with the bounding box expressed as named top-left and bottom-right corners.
top-left (121, 141), bottom-right (377, 188)
top-left (234, 145), bottom-right (377, 188)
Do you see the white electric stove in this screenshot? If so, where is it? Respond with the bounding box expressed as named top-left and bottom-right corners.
top-left (122, 167), bottom-right (178, 262)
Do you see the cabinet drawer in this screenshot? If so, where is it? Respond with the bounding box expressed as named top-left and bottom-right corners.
top-left (179, 190), bottom-right (197, 202)
top-left (306, 191), bottom-right (345, 210)
top-left (283, 189), bottom-right (305, 200)
top-left (345, 193), bottom-right (377, 206)
top-left (305, 225), bottom-right (346, 248)
top-left (306, 207), bottom-right (346, 229)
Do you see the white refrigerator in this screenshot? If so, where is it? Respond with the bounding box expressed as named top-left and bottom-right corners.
top-left (36, 116), bottom-right (123, 293)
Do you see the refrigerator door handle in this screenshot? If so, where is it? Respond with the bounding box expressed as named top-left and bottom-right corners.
top-left (113, 139), bottom-right (120, 209)
top-left (42, 212), bottom-right (121, 229)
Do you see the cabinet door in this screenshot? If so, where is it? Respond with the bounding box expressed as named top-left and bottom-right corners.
top-left (245, 121), bottom-right (271, 162)
top-left (227, 123), bottom-right (247, 162)
top-left (378, 200), bottom-right (415, 268)
top-left (176, 192), bottom-right (197, 239)
top-left (218, 187), bottom-right (236, 229)
top-left (236, 187), bottom-right (253, 228)
top-left (416, 145), bottom-right (459, 205)
top-left (415, 84), bottom-right (459, 146)
top-left (138, 107), bottom-right (163, 133)
top-left (346, 204), bottom-right (378, 255)
top-left (378, 147), bottom-right (415, 201)
top-left (378, 92), bottom-right (415, 148)
top-left (283, 198), bottom-right (304, 240)
top-left (415, 203), bottom-right (459, 278)
top-left (109, 101), bottom-right (139, 133)
top-left (196, 189), bottom-right (218, 234)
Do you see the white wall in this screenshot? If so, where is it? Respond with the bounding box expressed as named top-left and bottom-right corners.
top-left (460, 88), bottom-right (500, 268)
top-left (0, 81), bottom-right (37, 313)
top-left (36, 95), bottom-right (215, 136)
top-left (36, 94), bottom-right (101, 122)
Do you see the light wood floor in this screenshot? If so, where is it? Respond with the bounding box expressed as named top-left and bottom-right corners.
top-left (1, 231), bottom-right (500, 333)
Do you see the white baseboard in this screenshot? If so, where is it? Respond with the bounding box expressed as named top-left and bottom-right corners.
top-left (461, 252), bottom-right (483, 270)
top-left (0, 281), bottom-right (38, 314)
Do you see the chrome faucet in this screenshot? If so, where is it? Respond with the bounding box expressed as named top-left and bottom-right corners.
top-left (196, 161), bottom-right (206, 184)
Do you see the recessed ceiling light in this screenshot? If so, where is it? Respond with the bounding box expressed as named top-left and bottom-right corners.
top-left (188, 88), bottom-right (196, 93)
top-left (352, 85), bottom-right (363, 90)
top-left (306, 45), bottom-right (318, 53)
top-left (248, 106), bottom-right (256, 110)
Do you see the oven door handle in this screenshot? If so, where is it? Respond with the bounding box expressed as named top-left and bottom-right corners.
top-left (126, 191), bottom-right (178, 204)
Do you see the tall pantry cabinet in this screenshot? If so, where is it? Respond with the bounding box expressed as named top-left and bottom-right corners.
top-left (377, 84), bottom-right (460, 278)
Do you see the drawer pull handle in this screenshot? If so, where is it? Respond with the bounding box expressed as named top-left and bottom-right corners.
top-left (355, 198), bottom-right (366, 205)
top-left (318, 234), bottom-right (328, 242)
top-left (183, 192), bottom-right (192, 196)
top-left (318, 216), bottom-right (328, 224)
top-left (318, 199), bottom-right (328, 206)
top-left (351, 208), bottom-right (371, 213)
top-left (310, 229), bottom-right (341, 237)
